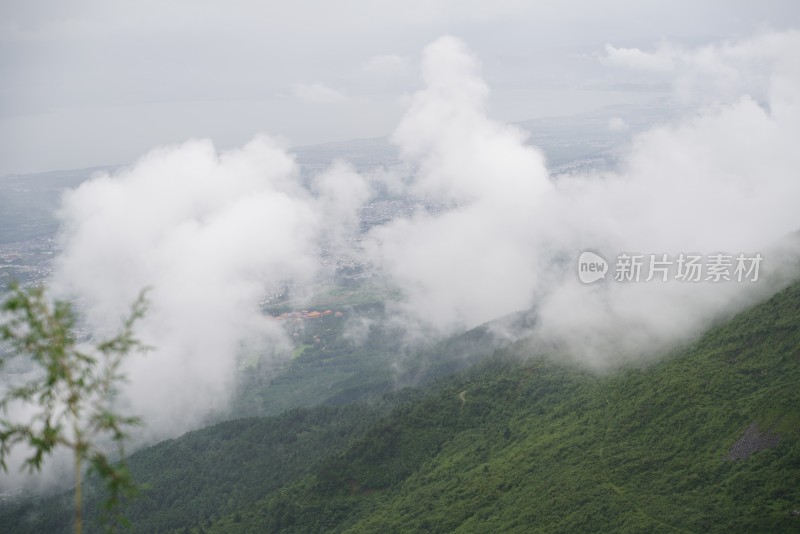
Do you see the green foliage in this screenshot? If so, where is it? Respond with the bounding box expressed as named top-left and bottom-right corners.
top-left (216, 280), bottom-right (800, 533)
top-left (233, 302), bottom-right (512, 419)
top-left (0, 283), bottom-right (148, 532)
top-left (232, 305), bottom-right (401, 417)
top-left (3, 280), bottom-right (800, 533)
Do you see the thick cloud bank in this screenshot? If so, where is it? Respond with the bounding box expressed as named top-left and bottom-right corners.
top-left (53, 136), bottom-right (370, 438)
top-left (44, 30), bottom-right (800, 450)
top-left (370, 33), bottom-right (800, 366)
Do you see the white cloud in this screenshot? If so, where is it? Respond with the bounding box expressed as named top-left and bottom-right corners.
top-left (600, 43), bottom-right (677, 72)
top-left (364, 32), bottom-right (800, 366)
top-left (608, 116), bottom-right (628, 131)
top-left (292, 82), bottom-right (346, 103)
top-left (600, 31), bottom-right (800, 106)
top-left (51, 135), bottom-right (371, 441)
top-left (366, 36), bottom-right (551, 330)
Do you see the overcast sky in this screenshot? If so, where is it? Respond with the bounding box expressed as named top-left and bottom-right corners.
top-left (1, 0), bottom-right (799, 176)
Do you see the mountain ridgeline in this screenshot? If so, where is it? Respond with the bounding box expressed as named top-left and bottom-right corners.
top-left (2, 280), bottom-right (799, 532)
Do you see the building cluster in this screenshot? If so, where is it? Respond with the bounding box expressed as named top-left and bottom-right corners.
top-left (273, 309), bottom-right (343, 321)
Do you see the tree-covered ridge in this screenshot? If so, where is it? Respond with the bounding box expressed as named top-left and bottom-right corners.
top-left (212, 281), bottom-right (800, 533)
top-left (2, 280), bottom-right (798, 533)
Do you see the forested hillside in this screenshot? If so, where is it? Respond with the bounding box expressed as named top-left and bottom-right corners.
top-left (2, 280), bottom-right (799, 533)
top-left (215, 280), bottom-right (800, 533)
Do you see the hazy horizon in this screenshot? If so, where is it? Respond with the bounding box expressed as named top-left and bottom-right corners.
top-left (2, 1), bottom-right (800, 176)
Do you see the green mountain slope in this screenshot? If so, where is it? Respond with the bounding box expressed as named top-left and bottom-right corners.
top-left (1, 280), bottom-right (798, 533)
top-left (1, 401), bottom-right (409, 533)
top-left (211, 281), bottom-right (800, 533)
top-left (232, 302), bottom-right (517, 417)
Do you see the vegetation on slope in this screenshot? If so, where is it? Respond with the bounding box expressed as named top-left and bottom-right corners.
top-left (232, 302), bottom-right (514, 417)
top-left (2, 281), bottom-right (798, 533)
top-left (210, 281), bottom-right (800, 533)
top-left (0, 401), bottom-right (407, 533)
